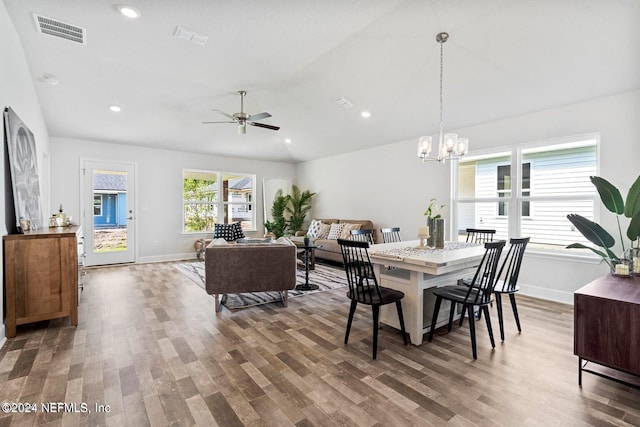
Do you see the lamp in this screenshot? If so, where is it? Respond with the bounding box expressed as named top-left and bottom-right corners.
top-left (418, 32), bottom-right (469, 162)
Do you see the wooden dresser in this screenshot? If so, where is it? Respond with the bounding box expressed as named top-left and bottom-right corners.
top-left (574, 274), bottom-right (640, 387)
top-left (3, 226), bottom-right (80, 338)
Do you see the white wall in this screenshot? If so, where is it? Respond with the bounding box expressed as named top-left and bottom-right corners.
top-left (0, 2), bottom-right (51, 342)
top-left (50, 138), bottom-right (295, 262)
top-left (296, 90), bottom-right (640, 304)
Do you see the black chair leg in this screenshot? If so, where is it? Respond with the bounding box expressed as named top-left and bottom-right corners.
top-left (448, 301), bottom-right (456, 332)
top-left (345, 300), bottom-right (357, 344)
top-left (395, 301), bottom-right (408, 346)
top-left (428, 296), bottom-right (443, 342)
top-left (509, 293), bottom-right (522, 333)
top-left (372, 305), bottom-right (380, 359)
top-left (495, 293), bottom-right (505, 341)
top-left (467, 305), bottom-right (477, 359)
top-left (483, 305), bottom-right (495, 348)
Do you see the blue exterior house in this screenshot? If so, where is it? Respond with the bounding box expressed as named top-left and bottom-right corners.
top-left (93, 173), bottom-right (127, 228)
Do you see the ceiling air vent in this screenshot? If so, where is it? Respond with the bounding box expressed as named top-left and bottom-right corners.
top-left (33, 13), bottom-right (86, 45)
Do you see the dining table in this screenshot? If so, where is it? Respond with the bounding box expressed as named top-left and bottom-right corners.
top-left (369, 240), bottom-right (486, 345)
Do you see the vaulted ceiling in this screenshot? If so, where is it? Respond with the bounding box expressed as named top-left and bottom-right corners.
top-left (5, 0), bottom-right (640, 162)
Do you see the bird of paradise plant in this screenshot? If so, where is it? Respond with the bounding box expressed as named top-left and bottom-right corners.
top-left (566, 175), bottom-right (640, 268)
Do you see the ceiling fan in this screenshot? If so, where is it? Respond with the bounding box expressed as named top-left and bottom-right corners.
top-left (202, 90), bottom-right (280, 134)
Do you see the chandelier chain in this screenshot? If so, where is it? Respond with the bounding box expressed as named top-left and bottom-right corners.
top-left (439, 36), bottom-right (444, 147)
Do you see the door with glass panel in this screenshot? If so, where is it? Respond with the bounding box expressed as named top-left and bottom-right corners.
top-left (83, 160), bottom-right (136, 266)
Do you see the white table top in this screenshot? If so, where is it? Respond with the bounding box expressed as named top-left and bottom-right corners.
top-left (369, 240), bottom-right (486, 274)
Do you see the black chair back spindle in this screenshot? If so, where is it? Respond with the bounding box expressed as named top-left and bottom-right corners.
top-left (350, 228), bottom-right (375, 245)
top-left (380, 227), bottom-right (402, 244)
top-left (466, 228), bottom-right (496, 244)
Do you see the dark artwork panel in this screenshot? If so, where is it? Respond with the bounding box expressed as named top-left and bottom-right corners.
top-left (3, 107), bottom-right (43, 232)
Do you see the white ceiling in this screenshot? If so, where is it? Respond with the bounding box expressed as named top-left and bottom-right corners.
top-left (5, 0), bottom-right (640, 163)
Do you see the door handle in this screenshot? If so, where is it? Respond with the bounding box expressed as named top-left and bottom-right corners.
top-left (127, 216), bottom-right (134, 220)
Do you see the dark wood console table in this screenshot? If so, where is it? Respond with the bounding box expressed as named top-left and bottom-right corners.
top-left (574, 274), bottom-right (640, 388)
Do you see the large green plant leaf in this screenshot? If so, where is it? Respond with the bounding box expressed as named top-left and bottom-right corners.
top-left (624, 175), bottom-right (640, 218)
top-left (565, 243), bottom-right (614, 267)
top-left (627, 212), bottom-right (640, 242)
top-left (590, 176), bottom-right (624, 214)
top-left (567, 213), bottom-right (616, 249)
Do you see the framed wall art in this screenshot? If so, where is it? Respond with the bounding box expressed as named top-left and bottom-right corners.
top-left (3, 107), bottom-right (43, 232)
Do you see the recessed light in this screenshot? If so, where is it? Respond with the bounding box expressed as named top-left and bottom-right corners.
top-left (116, 4), bottom-right (140, 19)
top-left (360, 111), bottom-right (371, 118)
top-left (284, 138), bottom-right (292, 144)
top-left (109, 105), bottom-right (122, 112)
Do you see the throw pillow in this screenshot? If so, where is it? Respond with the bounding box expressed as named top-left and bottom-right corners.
top-left (213, 222), bottom-right (245, 241)
top-left (339, 223), bottom-right (362, 239)
top-left (327, 223), bottom-right (345, 240)
top-left (308, 220), bottom-right (331, 239)
top-left (316, 223), bottom-right (331, 239)
top-left (307, 219), bottom-right (324, 237)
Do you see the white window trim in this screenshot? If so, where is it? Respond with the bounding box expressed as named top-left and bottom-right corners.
top-left (451, 132), bottom-right (601, 256)
top-left (182, 168), bottom-right (257, 234)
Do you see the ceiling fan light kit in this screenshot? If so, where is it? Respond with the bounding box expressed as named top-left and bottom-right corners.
top-left (418, 32), bottom-right (469, 163)
top-left (203, 90), bottom-right (280, 134)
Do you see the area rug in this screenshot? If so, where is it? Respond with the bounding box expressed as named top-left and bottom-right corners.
top-left (174, 261), bottom-right (347, 310)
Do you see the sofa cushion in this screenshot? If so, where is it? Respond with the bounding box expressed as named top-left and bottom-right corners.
top-left (213, 222), bottom-right (245, 241)
top-left (327, 223), bottom-right (345, 240)
top-left (339, 223), bottom-right (362, 239)
top-left (308, 219), bottom-right (331, 239)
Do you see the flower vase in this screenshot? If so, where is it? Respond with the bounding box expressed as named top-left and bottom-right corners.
top-left (434, 218), bottom-right (445, 249)
top-left (629, 247), bottom-right (640, 276)
top-left (426, 218), bottom-right (436, 247)
top-left (427, 218), bottom-right (445, 249)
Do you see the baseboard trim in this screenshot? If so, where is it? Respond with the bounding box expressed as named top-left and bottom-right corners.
top-left (136, 253), bottom-right (197, 264)
top-left (519, 283), bottom-right (574, 305)
top-left (0, 327), bottom-right (6, 350)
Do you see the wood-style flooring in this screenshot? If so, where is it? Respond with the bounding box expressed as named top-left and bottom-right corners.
top-left (0, 261), bottom-right (638, 426)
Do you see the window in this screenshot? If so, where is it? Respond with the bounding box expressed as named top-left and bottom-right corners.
top-left (498, 163), bottom-right (530, 216)
top-left (183, 170), bottom-right (256, 233)
top-left (454, 135), bottom-right (598, 250)
top-left (93, 195), bottom-right (102, 216)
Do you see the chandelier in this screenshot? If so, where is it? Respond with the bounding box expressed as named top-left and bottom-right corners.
top-left (418, 32), bottom-right (469, 162)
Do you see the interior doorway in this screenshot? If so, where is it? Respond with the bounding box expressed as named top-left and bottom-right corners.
top-left (82, 160), bottom-right (136, 266)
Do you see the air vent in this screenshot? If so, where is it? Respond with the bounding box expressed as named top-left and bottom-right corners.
top-left (33, 13), bottom-right (86, 45)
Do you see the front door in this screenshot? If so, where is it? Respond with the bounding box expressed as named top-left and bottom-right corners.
top-left (82, 160), bottom-right (136, 266)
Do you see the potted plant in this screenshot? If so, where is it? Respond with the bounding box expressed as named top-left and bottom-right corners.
top-left (264, 189), bottom-right (288, 238)
top-left (566, 175), bottom-right (640, 273)
top-left (285, 185), bottom-right (316, 235)
top-left (424, 197), bottom-right (445, 248)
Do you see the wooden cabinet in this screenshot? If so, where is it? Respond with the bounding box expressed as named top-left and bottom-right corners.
top-left (3, 226), bottom-right (79, 338)
top-left (574, 274), bottom-right (640, 387)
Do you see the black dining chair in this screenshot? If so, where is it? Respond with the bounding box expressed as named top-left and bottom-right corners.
top-left (337, 238), bottom-right (408, 359)
top-left (466, 228), bottom-right (496, 244)
top-left (350, 228), bottom-right (375, 245)
top-left (493, 237), bottom-right (529, 341)
top-left (380, 227), bottom-right (402, 243)
top-left (428, 240), bottom-right (505, 359)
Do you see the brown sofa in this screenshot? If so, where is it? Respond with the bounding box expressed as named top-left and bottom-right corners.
top-left (204, 241), bottom-right (297, 312)
top-left (292, 219), bottom-right (375, 263)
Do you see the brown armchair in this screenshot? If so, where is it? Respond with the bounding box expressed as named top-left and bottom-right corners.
top-left (204, 242), bottom-right (297, 312)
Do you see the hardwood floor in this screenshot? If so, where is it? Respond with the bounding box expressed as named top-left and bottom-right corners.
top-left (0, 261), bottom-right (638, 426)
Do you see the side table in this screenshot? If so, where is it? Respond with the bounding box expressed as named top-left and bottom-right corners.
top-left (296, 245), bottom-right (318, 291)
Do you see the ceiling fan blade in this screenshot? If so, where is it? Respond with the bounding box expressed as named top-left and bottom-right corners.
top-left (212, 109), bottom-right (235, 120)
top-left (247, 112), bottom-right (271, 121)
top-left (249, 122), bottom-right (280, 131)
top-left (202, 120), bottom-right (236, 124)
